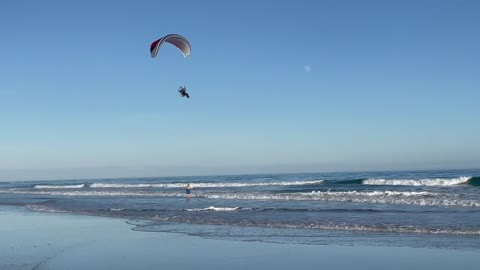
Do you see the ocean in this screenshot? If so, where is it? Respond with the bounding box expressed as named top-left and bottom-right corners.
top-left (1, 169), bottom-right (479, 251)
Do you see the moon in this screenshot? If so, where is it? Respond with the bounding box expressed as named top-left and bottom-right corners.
top-left (304, 65), bottom-right (311, 72)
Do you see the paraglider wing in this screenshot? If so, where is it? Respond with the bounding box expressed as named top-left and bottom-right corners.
top-left (150, 34), bottom-right (191, 58)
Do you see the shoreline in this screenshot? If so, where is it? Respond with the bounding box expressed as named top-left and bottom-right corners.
top-left (1, 205), bottom-right (479, 270)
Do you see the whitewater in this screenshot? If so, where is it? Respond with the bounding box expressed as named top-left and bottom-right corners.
top-left (1, 169), bottom-right (479, 250)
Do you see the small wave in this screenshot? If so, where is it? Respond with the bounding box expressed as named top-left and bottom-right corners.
top-left (313, 190), bottom-right (436, 197)
top-left (108, 208), bottom-right (125, 212)
top-left (0, 189), bottom-right (182, 197)
top-left (4, 189), bottom-right (479, 207)
top-left (363, 177), bottom-right (471, 186)
top-left (101, 208), bottom-right (170, 213)
top-left (285, 223), bottom-right (480, 235)
top-left (205, 191), bottom-right (480, 208)
top-left (89, 180), bottom-right (324, 189)
top-left (34, 184), bottom-right (86, 189)
top-left (141, 217), bottom-right (480, 236)
top-left (25, 204), bottom-right (68, 213)
top-left (469, 177), bottom-right (480, 186)
top-left (336, 179), bottom-right (364, 185)
top-left (186, 206), bottom-right (241, 212)
top-left (99, 207), bottom-right (405, 214)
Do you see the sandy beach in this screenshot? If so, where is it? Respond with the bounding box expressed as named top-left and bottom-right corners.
top-left (0, 205), bottom-right (478, 270)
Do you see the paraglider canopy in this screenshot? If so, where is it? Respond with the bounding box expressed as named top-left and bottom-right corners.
top-left (150, 34), bottom-right (191, 58)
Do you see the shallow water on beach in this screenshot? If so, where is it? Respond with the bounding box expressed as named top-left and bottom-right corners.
top-left (1, 169), bottom-right (479, 251)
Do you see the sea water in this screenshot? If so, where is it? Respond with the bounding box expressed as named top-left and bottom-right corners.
top-left (1, 169), bottom-right (479, 251)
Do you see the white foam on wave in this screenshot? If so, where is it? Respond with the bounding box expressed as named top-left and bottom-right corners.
top-left (89, 180), bottom-right (324, 189)
top-left (313, 190), bottom-right (435, 197)
top-left (363, 176), bottom-right (471, 186)
top-left (186, 206), bottom-right (240, 212)
top-left (0, 189), bottom-right (183, 197)
top-left (34, 184), bottom-right (85, 189)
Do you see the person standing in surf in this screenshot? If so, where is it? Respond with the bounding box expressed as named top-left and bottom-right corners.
top-left (185, 184), bottom-right (192, 198)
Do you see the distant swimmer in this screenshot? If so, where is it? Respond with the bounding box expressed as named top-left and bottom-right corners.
top-left (186, 183), bottom-right (192, 198)
top-left (178, 86), bottom-right (190, 98)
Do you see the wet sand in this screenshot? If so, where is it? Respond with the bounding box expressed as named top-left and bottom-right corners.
top-left (0, 206), bottom-right (478, 270)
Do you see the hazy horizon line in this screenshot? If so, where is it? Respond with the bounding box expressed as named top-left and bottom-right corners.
top-left (1, 166), bottom-right (478, 182)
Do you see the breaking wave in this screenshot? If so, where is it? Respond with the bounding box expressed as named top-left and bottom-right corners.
top-left (186, 206), bottom-right (241, 212)
top-left (34, 184), bottom-right (86, 189)
top-left (362, 177), bottom-right (471, 186)
top-left (89, 180), bottom-right (324, 189)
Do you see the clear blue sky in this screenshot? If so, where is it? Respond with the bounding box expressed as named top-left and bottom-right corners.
top-left (1, 0), bottom-right (479, 181)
